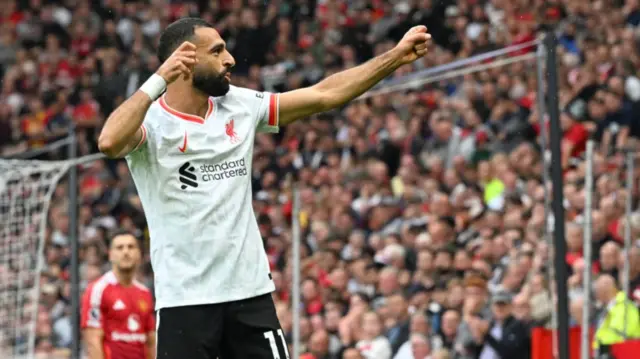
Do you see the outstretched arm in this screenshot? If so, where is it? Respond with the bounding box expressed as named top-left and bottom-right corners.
top-left (278, 26), bottom-right (431, 125)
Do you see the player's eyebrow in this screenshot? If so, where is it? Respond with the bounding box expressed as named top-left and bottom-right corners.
top-left (209, 42), bottom-right (225, 53)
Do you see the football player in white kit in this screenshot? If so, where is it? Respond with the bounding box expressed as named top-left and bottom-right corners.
top-left (98, 17), bottom-right (431, 359)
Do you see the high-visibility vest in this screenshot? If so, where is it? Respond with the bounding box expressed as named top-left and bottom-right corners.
top-left (593, 291), bottom-right (640, 350)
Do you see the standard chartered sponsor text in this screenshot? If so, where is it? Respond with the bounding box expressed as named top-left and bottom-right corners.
top-left (199, 158), bottom-right (247, 181)
top-left (111, 331), bottom-right (147, 343)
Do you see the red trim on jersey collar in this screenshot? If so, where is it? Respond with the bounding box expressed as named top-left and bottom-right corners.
top-left (159, 95), bottom-right (214, 124)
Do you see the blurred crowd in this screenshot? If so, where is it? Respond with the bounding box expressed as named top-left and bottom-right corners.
top-left (3, 0), bottom-right (640, 358)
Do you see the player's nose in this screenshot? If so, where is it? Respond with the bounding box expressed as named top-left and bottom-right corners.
top-left (223, 52), bottom-right (235, 69)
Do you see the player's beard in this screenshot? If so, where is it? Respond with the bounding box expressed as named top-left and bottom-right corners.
top-left (118, 264), bottom-right (136, 274)
top-left (192, 67), bottom-right (230, 97)
top-left (116, 259), bottom-right (134, 270)
top-left (115, 256), bottom-right (137, 273)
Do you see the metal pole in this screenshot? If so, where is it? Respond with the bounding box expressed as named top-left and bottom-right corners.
top-left (623, 150), bottom-right (634, 335)
top-left (581, 139), bottom-right (595, 359)
top-left (535, 43), bottom-right (560, 356)
top-left (545, 33), bottom-right (570, 359)
top-left (291, 187), bottom-right (301, 359)
top-left (536, 42), bottom-right (551, 234)
top-left (68, 124), bottom-right (80, 359)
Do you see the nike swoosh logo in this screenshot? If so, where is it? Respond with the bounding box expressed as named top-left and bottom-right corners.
top-left (178, 131), bottom-right (187, 153)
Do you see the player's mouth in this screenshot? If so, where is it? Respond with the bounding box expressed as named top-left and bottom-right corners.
top-left (224, 72), bottom-right (231, 81)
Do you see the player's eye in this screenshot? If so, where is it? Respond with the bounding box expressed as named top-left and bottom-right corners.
top-left (211, 46), bottom-right (224, 55)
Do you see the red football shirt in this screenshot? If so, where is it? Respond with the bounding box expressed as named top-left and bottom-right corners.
top-left (563, 122), bottom-right (588, 158)
top-left (81, 271), bottom-right (155, 359)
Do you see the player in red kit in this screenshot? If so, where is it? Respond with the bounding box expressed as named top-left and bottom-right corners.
top-left (81, 231), bottom-right (156, 359)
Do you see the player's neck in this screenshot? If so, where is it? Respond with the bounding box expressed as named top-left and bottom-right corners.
top-left (164, 87), bottom-right (210, 119)
top-left (113, 269), bottom-right (135, 286)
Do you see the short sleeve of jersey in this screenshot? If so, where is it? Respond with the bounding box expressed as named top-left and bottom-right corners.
top-left (126, 119), bottom-right (156, 164)
top-left (253, 91), bottom-right (280, 134)
top-left (81, 283), bottom-right (103, 329)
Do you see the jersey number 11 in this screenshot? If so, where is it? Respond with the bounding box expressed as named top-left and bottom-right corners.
top-left (263, 329), bottom-right (290, 359)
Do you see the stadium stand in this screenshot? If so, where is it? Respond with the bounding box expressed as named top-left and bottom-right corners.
top-left (3, 0), bottom-right (640, 358)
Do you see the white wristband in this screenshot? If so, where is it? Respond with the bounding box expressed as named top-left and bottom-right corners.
top-left (139, 74), bottom-right (167, 101)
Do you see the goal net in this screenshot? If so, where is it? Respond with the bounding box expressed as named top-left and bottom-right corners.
top-left (0, 158), bottom-right (73, 359)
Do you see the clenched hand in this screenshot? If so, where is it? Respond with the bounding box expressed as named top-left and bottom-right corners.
top-left (393, 25), bottom-right (433, 65)
top-left (156, 41), bottom-right (198, 83)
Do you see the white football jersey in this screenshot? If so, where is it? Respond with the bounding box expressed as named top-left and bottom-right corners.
top-left (125, 85), bottom-right (278, 310)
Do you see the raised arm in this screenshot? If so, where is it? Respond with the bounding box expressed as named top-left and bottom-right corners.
top-left (98, 42), bottom-right (197, 158)
top-left (278, 26), bottom-right (431, 125)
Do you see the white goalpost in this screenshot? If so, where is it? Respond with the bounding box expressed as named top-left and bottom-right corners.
top-left (0, 154), bottom-right (103, 359)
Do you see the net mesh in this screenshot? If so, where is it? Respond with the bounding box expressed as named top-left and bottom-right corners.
top-left (0, 159), bottom-right (70, 358)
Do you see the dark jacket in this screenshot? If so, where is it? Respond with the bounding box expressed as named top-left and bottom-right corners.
top-left (470, 315), bottom-right (531, 359)
top-left (386, 319), bottom-right (410, 355)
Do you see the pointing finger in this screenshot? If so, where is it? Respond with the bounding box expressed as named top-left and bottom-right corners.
top-left (409, 25), bottom-right (428, 34)
top-left (178, 41), bottom-right (197, 52)
top-left (177, 51), bottom-right (197, 58)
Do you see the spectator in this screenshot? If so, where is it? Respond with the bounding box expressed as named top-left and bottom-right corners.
top-left (385, 292), bottom-right (411, 354)
top-left (4, 0), bottom-right (640, 358)
top-left (431, 309), bottom-right (459, 352)
top-left (569, 295), bottom-right (586, 328)
top-left (342, 347), bottom-right (364, 359)
top-left (628, 245), bottom-right (640, 305)
top-left (599, 242), bottom-right (621, 280)
top-left (468, 290), bottom-right (530, 359)
top-left (592, 274), bottom-right (640, 356)
top-left (356, 311), bottom-right (393, 359)
top-left (431, 349), bottom-right (451, 359)
top-left (304, 329), bottom-right (333, 359)
top-left (394, 312), bottom-right (431, 359)
top-left (408, 333), bottom-right (432, 359)
top-left (511, 293), bottom-right (533, 330)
